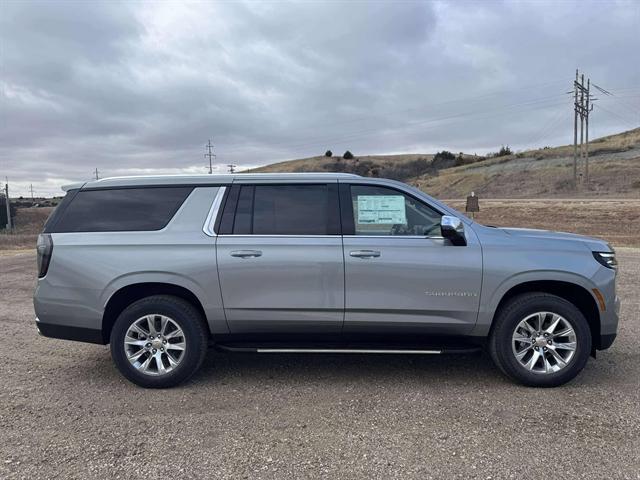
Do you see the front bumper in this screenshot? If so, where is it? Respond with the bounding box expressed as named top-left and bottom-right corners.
top-left (597, 295), bottom-right (620, 350)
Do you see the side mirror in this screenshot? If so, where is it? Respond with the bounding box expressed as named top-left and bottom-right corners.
top-left (440, 215), bottom-right (466, 246)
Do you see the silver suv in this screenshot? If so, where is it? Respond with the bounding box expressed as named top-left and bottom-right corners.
top-left (34, 173), bottom-right (619, 388)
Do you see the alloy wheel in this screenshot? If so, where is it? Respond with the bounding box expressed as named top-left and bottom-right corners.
top-left (511, 311), bottom-right (577, 374)
top-left (124, 314), bottom-right (187, 376)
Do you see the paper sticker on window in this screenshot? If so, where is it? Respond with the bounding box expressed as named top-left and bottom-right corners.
top-left (357, 195), bottom-right (407, 224)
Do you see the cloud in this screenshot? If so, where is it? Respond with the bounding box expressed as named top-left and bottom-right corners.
top-left (0, 0), bottom-right (638, 196)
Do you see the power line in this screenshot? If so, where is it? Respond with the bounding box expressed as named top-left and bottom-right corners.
top-left (592, 82), bottom-right (640, 122)
top-left (593, 103), bottom-right (638, 129)
top-left (220, 93), bottom-right (571, 157)
top-left (526, 102), bottom-right (570, 148)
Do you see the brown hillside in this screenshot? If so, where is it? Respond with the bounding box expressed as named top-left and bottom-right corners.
top-left (249, 128), bottom-right (640, 198)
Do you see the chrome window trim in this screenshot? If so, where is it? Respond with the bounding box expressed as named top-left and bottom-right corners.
top-left (215, 234), bottom-right (444, 239)
top-left (346, 235), bottom-right (444, 239)
top-left (217, 234), bottom-right (340, 238)
top-left (202, 186), bottom-right (227, 237)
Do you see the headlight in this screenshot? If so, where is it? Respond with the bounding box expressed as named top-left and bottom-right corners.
top-left (592, 251), bottom-right (617, 269)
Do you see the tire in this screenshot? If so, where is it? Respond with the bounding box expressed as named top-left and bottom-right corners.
top-left (489, 293), bottom-right (592, 388)
top-left (110, 295), bottom-right (209, 388)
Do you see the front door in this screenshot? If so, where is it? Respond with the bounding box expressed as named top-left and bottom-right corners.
top-left (341, 182), bottom-right (482, 337)
top-left (216, 182), bottom-right (344, 334)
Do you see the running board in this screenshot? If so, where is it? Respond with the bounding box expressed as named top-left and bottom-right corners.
top-left (256, 348), bottom-right (441, 354)
top-left (215, 344), bottom-right (481, 355)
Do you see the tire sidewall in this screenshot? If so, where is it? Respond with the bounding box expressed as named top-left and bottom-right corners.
top-left (110, 296), bottom-right (207, 388)
top-left (494, 295), bottom-right (592, 387)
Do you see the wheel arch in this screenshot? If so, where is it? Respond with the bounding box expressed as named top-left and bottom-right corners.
top-left (102, 283), bottom-right (208, 344)
top-left (490, 280), bottom-right (601, 349)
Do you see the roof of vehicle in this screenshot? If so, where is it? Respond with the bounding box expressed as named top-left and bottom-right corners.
top-left (62, 172), bottom-right (362, 191)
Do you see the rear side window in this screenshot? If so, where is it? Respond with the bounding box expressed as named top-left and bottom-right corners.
top-left (253, 185), bottom-right (330, 235)
top-left (42, 189), bottom-right (79, 232)
top-left (219, 184), bottom-right (339, 235)
top-left (47, 187), bottom-right (193, 233)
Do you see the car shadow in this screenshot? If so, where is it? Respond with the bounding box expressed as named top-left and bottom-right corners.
top-left (76, 346), bottom-right (613, 391)
top-left (190, 349), bottom-right (506, 387)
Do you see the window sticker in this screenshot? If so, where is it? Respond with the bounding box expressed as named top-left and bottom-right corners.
top-left (357, 195), bottom-right (407, 224)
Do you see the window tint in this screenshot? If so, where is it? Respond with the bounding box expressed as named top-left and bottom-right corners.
top-left (233, 185), bottom-right (254, 234)
top-left (248, 185), bottom-right (331, 235)
top-left (43, 189), bottom-right (79, 232)
top-left (50, 187), bottom-right (193, 232)
top-left (349, 185), bottom-right (442, 236)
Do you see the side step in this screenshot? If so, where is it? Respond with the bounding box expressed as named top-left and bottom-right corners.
top-left (215, 344), bottom-right (481, 355)
top-left (257, 348), bottom-right (442, 354)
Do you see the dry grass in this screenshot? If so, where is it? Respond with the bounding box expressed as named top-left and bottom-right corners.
top-left (447, 199), bottom-right (640, 247)
top-left (0, 207), bottom-right (53, 250)
top-left (250, 153), bottom-right (437, 174)
top-left (416, 128), bottom-right (640, 198)
top-left (249, 128), bottom-right (640, 199)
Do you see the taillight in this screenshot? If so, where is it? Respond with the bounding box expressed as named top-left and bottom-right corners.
top-left (36, 234), bottom-right (53, 278)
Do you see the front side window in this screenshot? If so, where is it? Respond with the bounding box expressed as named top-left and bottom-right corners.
top-left (229, 184), bottom-right (338, 235)
top-left (349, 185), bottom-right (442, 236)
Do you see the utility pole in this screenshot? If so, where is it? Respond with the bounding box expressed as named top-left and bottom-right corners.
top-left (227, 164), bottom-right (237, 173)
top-left (29, 184), bottom-right (35, 202)
top-left (4, 178), bottom-right (12, 231)
top-left (205, 139), bottom-right (216, 174)
top-left (573, 69), bottom-right (579, 184)
top-left (572, 70), bottom-right (595, 189)
top-left (579, 73), bottom-right (585, 187)
top-left (94, 168), bottom-right (100, 180)
top-left (585, 78), bottom-right (591, 184)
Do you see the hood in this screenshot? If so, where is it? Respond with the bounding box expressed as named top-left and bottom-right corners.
top-left (497, 227), bottom-right (611, 251)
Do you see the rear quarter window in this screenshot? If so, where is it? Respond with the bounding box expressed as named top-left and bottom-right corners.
top-left (47, 187), bottom-right (193, 233)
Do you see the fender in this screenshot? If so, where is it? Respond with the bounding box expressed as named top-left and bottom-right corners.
top-left (101, 271), bottom-right (229, 335)
top-left (471, 269), bottom-right (599, 337)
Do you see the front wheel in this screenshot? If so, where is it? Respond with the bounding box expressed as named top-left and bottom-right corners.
top-left (489, 293), bottom-right (592, 387)
top-left (110, 295), bottom-right (209, 388)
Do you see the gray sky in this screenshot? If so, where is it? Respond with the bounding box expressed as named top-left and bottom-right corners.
top-left (1, 0), bottom-right (639, 197)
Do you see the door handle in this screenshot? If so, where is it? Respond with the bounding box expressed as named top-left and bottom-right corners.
top-left (230, 250), bottom-right (263, 258)
top-left (349, 250), bottom-right (381, 258)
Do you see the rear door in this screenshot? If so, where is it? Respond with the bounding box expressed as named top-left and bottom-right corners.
top-left (216, 181), bottom-right (344, 334)
top-left (340, 181), bottom-right (482, 337)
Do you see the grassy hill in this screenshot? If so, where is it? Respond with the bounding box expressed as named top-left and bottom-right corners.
top-left (249, 128), bottom-right (640, 198)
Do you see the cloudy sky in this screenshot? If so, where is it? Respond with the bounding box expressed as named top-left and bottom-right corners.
top-left (1, 0), bottom-right (639, 196)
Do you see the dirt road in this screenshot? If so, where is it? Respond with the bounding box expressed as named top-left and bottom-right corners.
top-left (1, 251), bottom-right (638, 479)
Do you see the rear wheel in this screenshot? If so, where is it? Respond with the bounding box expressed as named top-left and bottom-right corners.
top-left (489, 293), bottom-right (591, 387)
top-left (110, 295), bottom-right (208, 388)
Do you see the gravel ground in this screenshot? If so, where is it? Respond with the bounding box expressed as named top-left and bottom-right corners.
top-left (0, 250), bottom-right (638, 479)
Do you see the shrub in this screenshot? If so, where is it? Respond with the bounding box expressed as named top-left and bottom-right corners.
top-left (324, 150), bottom-right (332, 157)
top-left (343, 150), bottom-right (354, 160)
top-left (433, 150), bottom-right (456, 162)
top-left (496, 145), bottom-right (512, 157)
top-left (432, 150), bottom-right (457, 170)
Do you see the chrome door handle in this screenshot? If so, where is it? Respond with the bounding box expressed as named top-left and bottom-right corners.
top-left (349, 250), bottom-right (381, 258)
top-left (230, 250), bottom-right (262, 258)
